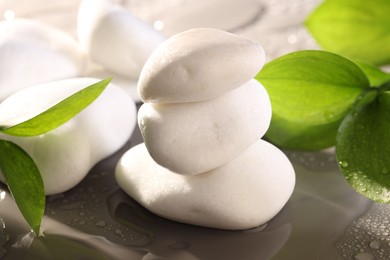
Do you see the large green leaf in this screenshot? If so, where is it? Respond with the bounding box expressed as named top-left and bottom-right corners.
top-left (0, 140), bottom-right (45, 235)
top-left (0, 78), bottom-right (111, 136)
top-left (336, 90), bottom-right (390, 202)
top-left (306, 0), bottom-right (390, 66)
top-left (256, 50), bottom-right (369, 150)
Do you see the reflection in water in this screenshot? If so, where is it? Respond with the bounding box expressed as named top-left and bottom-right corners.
top-left (0, 133), bottom-right (381, 260)
top-left (0, 135), bottom-right (292, 259)
top-left (0, 218), bottom-right (8, 258)
top-left (272, 150), bottom-right (372, 260)
top-left (108, 189), bottom-right (292, 260)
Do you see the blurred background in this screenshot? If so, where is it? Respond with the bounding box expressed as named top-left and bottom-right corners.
top-left (1, 1), bottom-right (390, 260)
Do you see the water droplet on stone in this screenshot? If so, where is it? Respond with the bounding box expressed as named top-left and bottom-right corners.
top-left (369, 240), bottom-right (381, 250)
top-left (114, 229), bottom-right (123, 236)
top-left (354, 252), bottom-right (375, 260)
top-left (95, 220), bottom-right (106, 228)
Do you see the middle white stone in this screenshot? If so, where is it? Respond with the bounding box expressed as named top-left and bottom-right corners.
top-left (138, 78), bottom-right (271, 175)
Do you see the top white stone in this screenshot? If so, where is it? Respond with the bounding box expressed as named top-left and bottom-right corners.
top-left (138, 28), bottom-right (265, 103)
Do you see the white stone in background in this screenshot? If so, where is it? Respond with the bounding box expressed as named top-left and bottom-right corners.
top-left (115, 140), bottom-right (295, 230)
top-left (0, 19), bottom-right (86, 100)
top-left (138, 28), bottom-right (265, 104)
top-left (77, 0), bottom-right (166, 80)
top-left (0, 78), bottom-right (137, 195)
top-left (86, 65), bottom-right (140, 102)
top-left (138, 79), bottom-right (271, 175)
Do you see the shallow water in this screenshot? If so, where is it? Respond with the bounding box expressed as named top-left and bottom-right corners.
top-left (0, 123), bottom-right (384, 260)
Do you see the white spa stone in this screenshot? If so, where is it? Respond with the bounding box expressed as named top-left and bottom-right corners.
top-left (138, 28), bottom-right (265, 104)
top-left (115, 140), bottom-right (295, 230)
top-left (0, 77), bottom-right (137, 195)
top-left (138, 79), bottom-right (271, 175)
top-left (86, 65), bottom-right (140, 102)
top-left (0, 19), bottom-right (85, 100)
top-left (77, 0), bottom-right (166, 79)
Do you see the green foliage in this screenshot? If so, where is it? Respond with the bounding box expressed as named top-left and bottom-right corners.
top-left (336, 89), bottom-right (390, 202)
top-left (260, 0), bottom-right (390, 202)
top-left (256, 50), bottom-right (369, 150)
top-left (257, 49), bottom-right (390, 203)
top-left (353, 60), bottom-right (390, 87)
top-left (0, 140), bottom-right (45, 235)
top-left (306, 0), bottom-right (390, 66)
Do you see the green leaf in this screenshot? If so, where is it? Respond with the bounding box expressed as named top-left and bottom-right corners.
top-left (256, 50), bottom-right (369, 150)
top-left (305, 0), bottom-right (390, 66)
top-left (0, 140), bottom-right (45, 235)
top-left (353, 60), bottom-right (390, 87)
top-left (0, 78), bottom-right (112, 136)
top-left (336, 89), bottom-right (390, 202)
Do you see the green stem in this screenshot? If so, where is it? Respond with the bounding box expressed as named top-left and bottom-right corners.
top-left (379, 80), bottom-right (390, 93)
top-left (353, 87), bottom-right (379, 110)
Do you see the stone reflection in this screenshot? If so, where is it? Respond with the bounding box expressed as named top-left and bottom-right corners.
top-left (107, 189), bottom-right (292, 260)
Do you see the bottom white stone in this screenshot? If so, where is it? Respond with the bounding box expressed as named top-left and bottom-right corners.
top-left (115, 139), bottom-right (295, 230)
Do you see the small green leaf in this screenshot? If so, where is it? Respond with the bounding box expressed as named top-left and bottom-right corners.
top-left (0, 140), bottom-right (45, 235)
top-left (256, 50), bottom-right (369, 150)
top-left (336, 90), bottom-right (390, 202)
top-left (0, 78), bottom-right (111, 136)
top-left (354, 60), bottom-right (390, 87)
top-left (306, 0), bottom-right (390, 66)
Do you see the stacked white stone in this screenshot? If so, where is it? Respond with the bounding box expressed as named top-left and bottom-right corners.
top-left (116, 28), bottom-right (295, 230)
